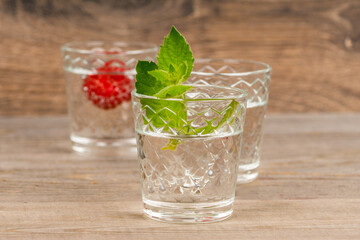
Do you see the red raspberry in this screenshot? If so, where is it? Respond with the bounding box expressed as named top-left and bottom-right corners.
top-left (83, 60), bottom-right (133, 110)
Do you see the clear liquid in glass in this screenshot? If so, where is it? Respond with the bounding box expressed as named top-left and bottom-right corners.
top-left (238, 101), bottom-right (267, 182)
top-left (137, 130), bottom-right (242, 223)
top-left (65, 68), bottom-right (136, 155)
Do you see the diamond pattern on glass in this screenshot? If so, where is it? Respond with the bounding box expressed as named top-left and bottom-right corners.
top-left (133, 86), bottom-right (246, 206)
top-left (63, 54), bottom-right (156, 75)
top-left (189, 65), bottom-right (270, 104)
top-left (188, 62), bottom-right (271, 179)
top-left (138, 131), bottom-right (240, 203)
top-left (132, 97), bottom-right (244, 137)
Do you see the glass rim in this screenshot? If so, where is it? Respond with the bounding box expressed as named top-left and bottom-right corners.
top-left (132, 84), bottom-right (248, 102)
top-left (61, 41), bottom-right (158, 55)
top-left (192, 58), bottom-right (272, 77)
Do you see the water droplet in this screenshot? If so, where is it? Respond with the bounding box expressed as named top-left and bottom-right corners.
top-left (208, 170), bottom-right (213, 176)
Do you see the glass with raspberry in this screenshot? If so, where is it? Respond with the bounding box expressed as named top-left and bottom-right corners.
top-left (62, 41), bottom-right (158, 155)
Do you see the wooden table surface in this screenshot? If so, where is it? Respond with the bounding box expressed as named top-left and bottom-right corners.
top-left (0, 114), bottom-right (359, 239)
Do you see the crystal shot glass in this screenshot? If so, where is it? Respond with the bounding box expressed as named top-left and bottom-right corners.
top-left (132, 85), bottom-right (247, 223)
top-left (61, 41), bottom-right (157, 155)
top-left (188, 59), bottom-right (272, 183)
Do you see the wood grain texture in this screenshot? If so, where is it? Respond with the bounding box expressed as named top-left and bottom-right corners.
top-left (0, 0), bottom-right (360, 115)
top-left (0, 114), bottom-right (359, 239)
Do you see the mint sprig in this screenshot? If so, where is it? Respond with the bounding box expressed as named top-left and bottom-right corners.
top-left (135, 26), bottom-right (194, 96)
top-left (135, 26), bottom-right (194, 148)
top-left (135, 26), bottom-right (240, 150)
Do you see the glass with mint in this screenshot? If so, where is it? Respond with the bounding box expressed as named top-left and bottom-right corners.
top-left (132, 27), bottom-right (247, 223)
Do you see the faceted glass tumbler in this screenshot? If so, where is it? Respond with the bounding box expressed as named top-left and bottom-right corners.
top-left (187, 59), bottom-right (272, 183)
top-left (132, 85), bottom-right (247, 223)
top-left (61, 41), bottom-right (157, 155)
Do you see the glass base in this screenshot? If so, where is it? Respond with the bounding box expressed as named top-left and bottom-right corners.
top-left (237, 161), bottom-right (259, 184)
top-left (143, 198), bottom-right (234, 223)
top-left (71, 134), bottom-right (137, 157)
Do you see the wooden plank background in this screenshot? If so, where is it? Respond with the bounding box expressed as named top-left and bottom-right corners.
top-left (0, 0), bottom-right (360, 115)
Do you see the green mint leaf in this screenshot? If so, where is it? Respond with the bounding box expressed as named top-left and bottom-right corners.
top-left (148, 69), bottom-right (172, 84)
top-left (149, 62), bottom-right (188, 85)
top-left (194, 100), bottom-right (240, 135)
top-left (157, 26), bottom-right (194, 84)
top-left (140, 98), bottom-right (187, 131)
top-left (161, 139), bottom-right (183, 151)
top-left (168, 64), bottom-right (176, 73)
top-left (154, 85), bottom-right (193, 98)
top-left (135, 61), bottom-right (167, 95)
top-left (212, 100), bottom-right (240, 131)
